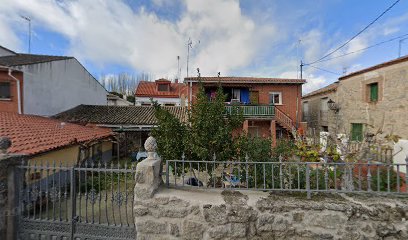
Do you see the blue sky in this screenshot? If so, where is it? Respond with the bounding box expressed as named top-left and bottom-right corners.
top-left (1, 0), bottom-right (408, 93)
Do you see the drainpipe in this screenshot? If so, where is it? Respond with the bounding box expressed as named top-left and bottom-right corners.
top-left (8, 69), bottom-right (22, 114)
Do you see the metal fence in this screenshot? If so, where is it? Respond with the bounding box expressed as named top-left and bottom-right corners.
top-left (165, 155), bottom-right (408, 198)
top-left (16, 160), bottom-right (137, 240)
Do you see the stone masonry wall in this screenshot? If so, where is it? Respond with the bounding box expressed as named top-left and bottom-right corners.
top-left (0, 153), bottom-right (24, 240)
top-left (134, 188), bottom-right (408, 240)
top-left (335, 60), bottom-right (408, 140)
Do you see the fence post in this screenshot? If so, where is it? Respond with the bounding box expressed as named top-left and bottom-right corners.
top-left (166, 160), bottom-right (170, 188)
top-left (70, 167), bottom-right (77, 239)
top-left (405, 155), bottom-right (408, 193)
top-left (245, 154), bottom-right (249, 188)
top-left (279, 155), bottom-right (283, 189)
top-left (367, 160), bottom-right (372, 192)
top-left (305, 163), bottom-right (311, 199)
top-left (134, 136), bottom-right (161, 199)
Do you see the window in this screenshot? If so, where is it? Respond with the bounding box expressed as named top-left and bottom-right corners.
top-left (232, 88), bottom-right (241, 101)
top-left (303, 102), bottom-right (309, 115)
top-left (320, 97), bottom-right (329, 111)
top-left (0, 82), bottom-right (11, 99)
top-left (351, 123), bottom-right (363, 142)
top-left (269, 92), bottom-right (282, 105)
top-left (158, 84), bottom-right (169, 92)
top-left (368, 83), bottom-right (378, 102)
top-left (321, 126), bottom-right (329, 132)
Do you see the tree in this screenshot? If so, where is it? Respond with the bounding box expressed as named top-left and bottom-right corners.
top-left (152, 82), bottom-right (244, 161)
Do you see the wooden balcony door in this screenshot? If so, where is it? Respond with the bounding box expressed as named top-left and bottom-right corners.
top-left (250, 91), bottom-right (259, 104)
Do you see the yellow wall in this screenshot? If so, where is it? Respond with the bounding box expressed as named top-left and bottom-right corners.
top-left (27, 142), bottom-right (113, 182)
top-left (30, 145), bottom-right (80, 166)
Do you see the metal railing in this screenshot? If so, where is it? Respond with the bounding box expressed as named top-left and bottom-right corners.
top-left (165, 156), bottom-right (408, 199)
top-left (224, 105), bottom-right (275, 117)
top-left (16, 160), bottom-right (137, 239)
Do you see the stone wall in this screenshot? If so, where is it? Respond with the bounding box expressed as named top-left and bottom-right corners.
top-left (0, 152), bottom-right (24, 240)
top-left (133, 137), bottom-right (408, 240)
top-left (134, 187), bottom-right (408, 240)
top-left (335, 60), bottom-right (408, 140)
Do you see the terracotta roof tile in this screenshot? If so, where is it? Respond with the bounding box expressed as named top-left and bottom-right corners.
top-left (135, 80), bottom-right (187, 98)
top-left (53, 105), bottom-right (188, 125)
top-left (0, 112), bottom-right (113, 156)
top-left (302, 82), bottom-right (338, 99)
top-left (184, 76), bottom-right (306, 84)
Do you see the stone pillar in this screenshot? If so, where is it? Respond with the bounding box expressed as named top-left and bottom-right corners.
top-left (243, 120), bottom-right (249, 134)
top-left (0, 137), bottom-right (25, 240)
top-left (134, 136), bottom-right (162, 200)
top-left (270, 120), bottom-right (276, 147)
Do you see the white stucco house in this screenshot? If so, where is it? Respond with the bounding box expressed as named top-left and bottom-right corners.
top-left (135, 79), bottom-right (187, 106)
top-left (0, 45), bottom-right (107, 116)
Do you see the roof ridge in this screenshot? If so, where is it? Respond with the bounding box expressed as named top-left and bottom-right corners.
top-left (339, 54), bottom-right (408, 80)
top-left (16, 53), bottom-right (73, 58)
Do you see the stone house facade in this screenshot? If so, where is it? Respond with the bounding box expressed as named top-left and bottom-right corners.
top-left (301, 82), bottom-right (338, 135)
top-left (333, 55), bottom-right (408, 141)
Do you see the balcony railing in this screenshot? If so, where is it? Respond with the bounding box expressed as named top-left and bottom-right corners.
top-left (224, 105), bottom-right (275, 117)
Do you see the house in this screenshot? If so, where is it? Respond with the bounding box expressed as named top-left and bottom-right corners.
top-left (184, 76), bottom-right (306, 145)
top-left (304, 55), bottom-right (408, 142)
top-left (302, 55), bottom-right (408, 169)
top-left (0, 66), bottom-right (23, 113)
top-left (135, 79), bottom-right (187, 106)
top-left (301, 82), bottom-right (338, 134)
top-left (53, 105), bottom-right (187, 156)
top-left (0, 111), bottom-right (114, 181)
top-left (0, 45), bottom-right (107, 116)
top-left (107, 93), bottom-right (133, 106)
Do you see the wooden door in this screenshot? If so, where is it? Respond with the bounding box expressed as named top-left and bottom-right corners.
top-left (249, 91), bottom-right (259, 104)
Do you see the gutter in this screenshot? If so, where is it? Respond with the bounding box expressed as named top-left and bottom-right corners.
top-left (8, 69), bottom-right (22, 114)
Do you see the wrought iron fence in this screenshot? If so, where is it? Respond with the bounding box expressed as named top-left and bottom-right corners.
top-left (16, 160), bottom-right (137, 240)
top-left (165, 155), bottom-right (408, 199)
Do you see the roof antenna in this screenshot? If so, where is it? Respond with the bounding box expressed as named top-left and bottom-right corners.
top-left (197, 68), bottom-right (200, 77)
top-left (20, 15), bottom-right (31, 53)
top-left (217, 72), bottom-right (220, 77)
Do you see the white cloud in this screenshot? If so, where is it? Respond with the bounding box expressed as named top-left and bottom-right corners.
top-left (0, 0), bottom-right (276, 78)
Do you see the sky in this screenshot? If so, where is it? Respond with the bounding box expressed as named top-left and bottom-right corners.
top-left (1, 0), bottom-right (408, 94)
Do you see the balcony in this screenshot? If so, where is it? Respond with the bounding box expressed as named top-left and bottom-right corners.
top-left (224, 105), bottom-right (275, 118)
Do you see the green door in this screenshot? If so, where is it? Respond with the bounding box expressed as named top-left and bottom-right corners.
top-left (351, 123), bottom-right (363, 141)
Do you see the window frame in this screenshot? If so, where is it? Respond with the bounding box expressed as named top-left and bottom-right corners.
top-left (368, 82), bottom-right (378, 102)
top-left (157, 83), bottom-right (169, 92)
top-left (0, 81), bottom-right (11, 99)
top-left (269, 92), bottom-right (282, 105)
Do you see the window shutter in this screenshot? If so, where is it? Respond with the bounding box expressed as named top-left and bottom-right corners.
top-left (370, 83), bottom-right (378, 102)
top-left (351, 123), bottom-right (363, 141)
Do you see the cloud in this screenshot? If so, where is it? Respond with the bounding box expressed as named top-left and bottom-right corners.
top-left (1, 0), bottom-right (276, 78)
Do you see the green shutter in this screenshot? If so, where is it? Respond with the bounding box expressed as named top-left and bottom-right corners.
top-left (370, 83), bottom-right (378, 102)
top-left (351, 123), bottom-right (363, 141)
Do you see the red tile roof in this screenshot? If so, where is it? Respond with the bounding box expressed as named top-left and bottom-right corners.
top-left (339, 54), bottom-right (408, 80)
top-left (0, 112), bottom-right (114, 156)
top-left (184, 77), bottom-right (306, 84)
top-left (302, 82), bottom-right (339, 99)
top-left (135, 80), bottom-right (187, 98)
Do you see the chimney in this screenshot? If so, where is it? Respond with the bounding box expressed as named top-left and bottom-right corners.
top-left (175, 78), bottom-right (179, 83)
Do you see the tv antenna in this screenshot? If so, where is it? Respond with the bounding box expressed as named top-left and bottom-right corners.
top-left (20, 15), bottom-right (31, 53)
